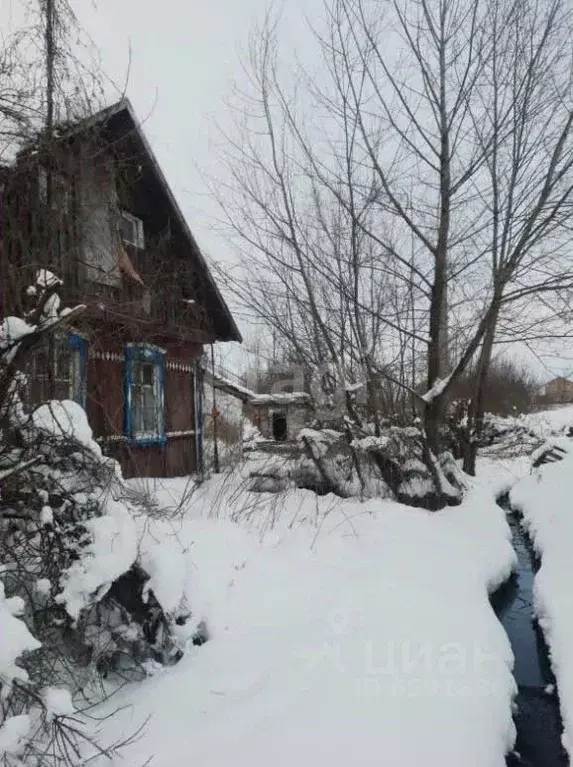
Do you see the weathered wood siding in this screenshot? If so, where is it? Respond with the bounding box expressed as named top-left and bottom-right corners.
top-left (85, 333), bottom-right (202, 478)
top-left (79, 152), bottom-right (119, 287)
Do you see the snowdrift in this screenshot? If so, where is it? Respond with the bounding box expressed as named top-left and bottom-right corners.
top-left (91, 471), bottom-right (517, 767)
top-left (510, 438), bottom-right (573, 758)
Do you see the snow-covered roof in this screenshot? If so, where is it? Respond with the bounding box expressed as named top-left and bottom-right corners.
top-left (205, 371), bottom-right (311, 406)
top-left (205, 373), bottom-right (254, 402)
top-left (249, 391), bottom-right (311, 406)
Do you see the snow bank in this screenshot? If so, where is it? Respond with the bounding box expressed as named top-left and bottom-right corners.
top-left (524, 405), bottom-right (573, 434)
top-left (31, 400), bottom-right (102, 456)
top-left (510, 447), bottom-right (573, 757)
top-left (58, 498), bottom-right (138, 620)
top-left (0, 715), bottom-right (31, 757)
top-left (92, 473), bottom-right (516, 767)
top-left (0, 582), bottom-right (41, 686)
top-left (484, 406), bottom-right (573, 446)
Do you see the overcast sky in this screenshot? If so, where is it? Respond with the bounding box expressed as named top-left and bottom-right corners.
top-left (72, 0), bottom-right (317, 373)
top-left (1, 0), bottom-right (571, 381)
top-left (75, 0), bottom-right (572, 382)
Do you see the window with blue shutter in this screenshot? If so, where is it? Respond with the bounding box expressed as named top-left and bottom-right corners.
top-left (68, 334), bottom-right (87, 408)
top-left (124, 344), bottom-right (166, 445)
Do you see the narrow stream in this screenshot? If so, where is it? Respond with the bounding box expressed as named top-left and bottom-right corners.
top-left (493, 493), bottom-right (568, 766)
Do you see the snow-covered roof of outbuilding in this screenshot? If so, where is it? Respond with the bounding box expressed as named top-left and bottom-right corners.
top-left (249, 391), bottom-right (311, 406)
top-left (205, 371), bottom-right (311, 407)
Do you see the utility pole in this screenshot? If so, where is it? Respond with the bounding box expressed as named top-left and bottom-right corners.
top-left (45, 0), bottom-right (56, 398)
top-left (45, 0), bottom-right (55, 141)
top-left (210, 345), bottom-right (220, 473)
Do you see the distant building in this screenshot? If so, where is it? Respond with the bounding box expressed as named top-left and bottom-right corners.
top-left (541, 377), bottom-right (573, 404)
top-left (205, 372), bottom-right (313, 444)
top-left (246, 392), bottom-right (313, 442)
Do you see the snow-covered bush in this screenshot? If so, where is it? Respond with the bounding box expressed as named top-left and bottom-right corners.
top-left (461, 409), bottom-right (573, 460)
top-left (248, 425), bottom-right (464, 509)
top-left (242, 419), bottom-right (264, 451)
top-left (2, 402), bottom-right (189, 683)
top-left (0, 272), bottom-right (196, 764)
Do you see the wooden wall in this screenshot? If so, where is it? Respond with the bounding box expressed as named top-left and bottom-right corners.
top-left (84, 331), bottom-right (203, 478)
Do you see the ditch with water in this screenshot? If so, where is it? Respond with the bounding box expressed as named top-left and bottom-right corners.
top-left (493, 493), bottom-right (568, 766)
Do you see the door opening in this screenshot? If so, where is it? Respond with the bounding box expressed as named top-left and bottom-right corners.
top-left (272, 412), bottom-right (287, 441)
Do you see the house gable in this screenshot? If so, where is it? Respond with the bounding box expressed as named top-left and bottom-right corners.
top-left (1, 99), bottom-right (241, 346)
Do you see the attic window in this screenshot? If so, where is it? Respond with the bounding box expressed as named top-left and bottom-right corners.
top-left (119, 210), bottom-right (144, 249)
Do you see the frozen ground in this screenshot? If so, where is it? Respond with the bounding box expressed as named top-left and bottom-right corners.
top-left (88, 468), bottom-right (518, 767)
top-left (72, 404), bottom-right (573, 765)
top-left (519, 404), bottom-right (573, 435)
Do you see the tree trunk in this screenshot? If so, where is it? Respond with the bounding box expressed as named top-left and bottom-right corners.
top-left (438, 283), bottom-right (450, 375)
top-left (424, 398), bottom-right (443, 457)
top-left (462, 304), bottom-right (500, 475)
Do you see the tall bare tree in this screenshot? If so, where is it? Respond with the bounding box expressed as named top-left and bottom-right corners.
top-left (215, 0), bottom-right (573, 464)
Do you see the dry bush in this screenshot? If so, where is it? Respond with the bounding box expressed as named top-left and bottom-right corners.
top-left (450, 359), bottom-right (538, 416)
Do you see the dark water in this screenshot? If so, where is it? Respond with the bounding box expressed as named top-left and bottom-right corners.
top-left (492, 497), bottom-right (568, 766)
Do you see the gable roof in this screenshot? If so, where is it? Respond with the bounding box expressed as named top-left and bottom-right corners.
top-left (64, 98), bottom-right (242, 343)
top-left (204, 369), bottom-right (312, 406)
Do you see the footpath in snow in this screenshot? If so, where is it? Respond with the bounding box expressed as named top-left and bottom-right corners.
top-left (91, 471), bottom-right (517, 767)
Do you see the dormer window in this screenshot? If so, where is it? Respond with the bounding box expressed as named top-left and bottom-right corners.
top-left (119, 210), bottom-right (144, 249)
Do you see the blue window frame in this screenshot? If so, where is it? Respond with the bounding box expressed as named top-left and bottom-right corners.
top-left (124, 344), bottom-right (166, 445)
top-left (68, 334), bottom-right (87, 408)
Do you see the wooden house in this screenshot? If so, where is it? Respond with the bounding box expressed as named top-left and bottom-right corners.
top-left (0, 99), bottom-right (241, 478)
top-left (539, 376), bottom-right (573, 405)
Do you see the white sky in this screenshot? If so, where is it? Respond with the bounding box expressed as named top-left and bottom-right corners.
top-left (76, 0), bottom-right (571, 382)
top-left (73, 0), bottom-right (319, 374)
top-left (1, 0), bottom-right (571, 382)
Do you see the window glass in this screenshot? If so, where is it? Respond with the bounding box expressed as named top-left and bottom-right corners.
top-left (119, 211), bottom-right (144, 248)
top-left (27, 335), bottom-right (86, 406)
top-left (125, 346), bottom-right (165, 443)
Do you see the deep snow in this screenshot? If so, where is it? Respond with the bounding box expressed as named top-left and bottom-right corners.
top-left (6, 403), bottom-right (573, 764)
top-left (511, 443), bottom-right (573, 758)
top-left (88, 470), bottom-right (518, 766)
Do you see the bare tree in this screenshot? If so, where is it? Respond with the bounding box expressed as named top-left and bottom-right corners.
top-left (215, 0), bottom-right (573, 474)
